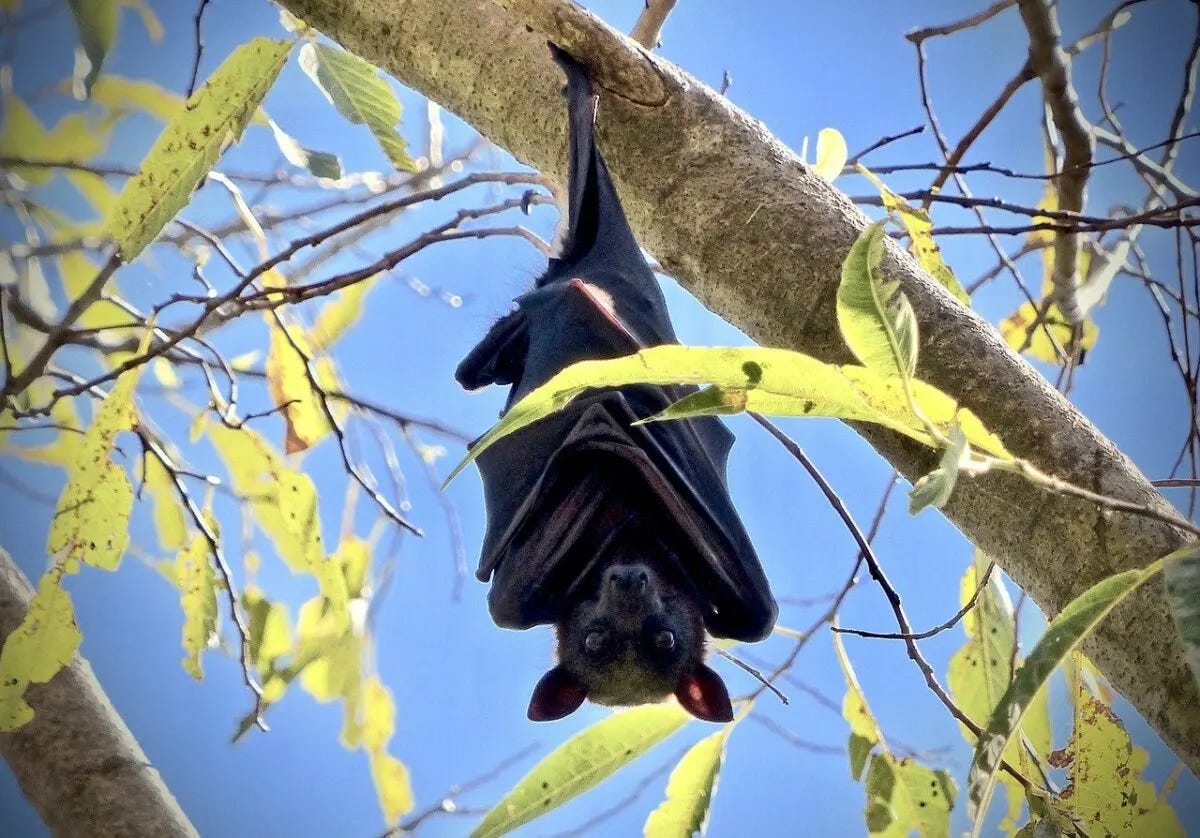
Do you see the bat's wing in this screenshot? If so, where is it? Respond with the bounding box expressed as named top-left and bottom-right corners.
top-left (477, 389), bottom-right (774, 642)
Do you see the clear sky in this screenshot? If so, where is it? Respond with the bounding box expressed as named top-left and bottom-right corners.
top-left (1, 1), bottom-right (1198, 835)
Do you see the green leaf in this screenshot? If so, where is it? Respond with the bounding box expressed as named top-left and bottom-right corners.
top-left (106, 37), bottom-right (292, 260)
top-left (46, 359), bottom-right (141, 571)
top-left (471, 704), bottom-right (690, 838)
top-left (947, 554), bottom-right (1050, 831)
top-left (67, 0), bottom-right (117, 96)
top-left (176, 532), bottom-right (217, 679)
top-left (864, 754), bottom-right (956, 838)
top-left (0, 564), bottom-right (82, 730)
top-left (446, 345), bottom-right (1009, 485)
top-left (812, 127), bottom-right (847, 183)
top-left (644, 726), bottom-right (733, 838)
top-left (966, 561), bottom-right (1164, 835)
top-left (908, 423), bottom-right (967, 514)
top-left (837, 220), bottom-right (919, 379)
top-left (267, 117), bottom-right (342, 179)
top-left (858, 165), bottom-right (969, 305)
top-left (298, 43), bottom-right (416, 172)
top-left (1163, 544), bottom-right (1200, 690)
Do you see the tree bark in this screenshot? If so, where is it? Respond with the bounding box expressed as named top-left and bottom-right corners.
top-left (0, 550), bottom-right (197, 837)
top-left (278, 0), bottom-right (1200, 774)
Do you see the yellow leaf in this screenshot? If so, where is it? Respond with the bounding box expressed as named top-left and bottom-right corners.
top-left (89, 75), bottom-right (181, 121)
top-left (337, 536), bottom-right (371, 599)
top-left (998, 299), bottom-right (1098, 365)
top-left (0, 564), bottom-right (82, 730)
top-left (310, 278), bottom-right (376, 351)
top-left (265, 317), bottom-right (330, 453)
top-left (140, 453), bottom-right (186, 550)
top-left (369, 750), bottom-right (415, 824)
top-left (207, 423), bottom-right (324, 573)
top-left (46, 362), bottom-right (140, 571)
top-left (244, 587), bottom-right (292, 675)
top-left (176, 533), bottom-right (217, 679)
top-left (59, 251), bottom-right (128, 334)
top-left (812, 127), bottom-right (848, 183)
top-left (360, 675), bottom-right (395, 751)
top-left (858, 165), bottom-right (970, 304)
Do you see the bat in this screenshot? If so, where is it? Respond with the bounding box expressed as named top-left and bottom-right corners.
top-left (455, 45), bottom-right (776, 722)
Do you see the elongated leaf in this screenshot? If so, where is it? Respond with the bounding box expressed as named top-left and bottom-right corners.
top-left (445, 345), bottom-right (1009, 485)
top-left (298, 43), bottom-right (416, 172)
top-left (106, 37), bottom-right (291, 260)
top-left (472, 704), bottom-right (689, 838)
top-left (1163, 544), bottom-right (1200, 690)
top-left (858, 165), bottom-right (969, 304)
top-left (0, 564), bottom-right (82, 730)
top-left (812, 128), bottom-right (847, 182)
top-left (46, 356), bottom-right (141, 571)
top-left (644, 726), bottom-right (733, 837)
top-left (265, 315), bottom-right (330, 453)
top-left (176, 532), bottom-right (217, 679)
top-left (89, 75), bottom-right (184, 121)
top-left (369, 750), bottom-right (415, 825)
top-left (966, 561), bottom-right (1164, 835)
top-left (67, 0), bottom-right (117, 96)
top-left (141, 453), bottom-right (187, 550)
top-left (310, 278), bottom-right (376, 351)
top-left (998, 298), bottom-right (1098, 365)
top-left (947, 554), bottom-right (1050, 831)
top-left (837, 220), bottom-right (919, 379)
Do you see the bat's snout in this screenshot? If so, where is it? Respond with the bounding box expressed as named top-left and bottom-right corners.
top-left (606, 565), bottom-right (649, 594)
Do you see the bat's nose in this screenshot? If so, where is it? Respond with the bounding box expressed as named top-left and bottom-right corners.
top-left (608, 566), bottom-right (649, 593)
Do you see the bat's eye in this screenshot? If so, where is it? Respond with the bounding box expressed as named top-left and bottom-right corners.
top-left (653, 630), bottom-right (675, 651)
top-left (584, 631), bottom-right (606, 653)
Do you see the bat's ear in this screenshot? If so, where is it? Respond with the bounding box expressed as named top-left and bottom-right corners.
top-left (528, 665), bottom-right (588, 721)
top-left (675, 663), bottom-right (734, 723)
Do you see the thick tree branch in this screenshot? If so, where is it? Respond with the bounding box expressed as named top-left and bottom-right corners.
top-left (276, 0), bottom-right (1200, 774)
top-left (0, 550), bottom-right (197, 836)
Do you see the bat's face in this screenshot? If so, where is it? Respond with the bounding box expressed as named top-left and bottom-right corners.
top-left (527, 563), bottom-right (735, 723)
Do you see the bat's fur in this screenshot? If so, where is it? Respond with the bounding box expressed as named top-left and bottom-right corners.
top-left (456, 46), bottom-right (776, 722)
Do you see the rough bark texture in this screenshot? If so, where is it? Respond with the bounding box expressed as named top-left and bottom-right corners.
top-left (0, 550), bottom-right (197, 837)
top-left (278, 0), bottom-right (1200, 774)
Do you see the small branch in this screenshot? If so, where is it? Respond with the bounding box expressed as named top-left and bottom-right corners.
top-left (629, 0), bottom-right (677, 50)
top-left (1019, 0), bottom-right (1096, 326)
top-left (186, 0), bottom-right (212, 98)
top-left (905, 0), bottom-right (1017, 43)
top-left (834, 562), bottom-right (996, 641)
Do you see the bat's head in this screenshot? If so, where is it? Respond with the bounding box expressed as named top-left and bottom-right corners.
top-left (527, 562), bottom-right (733, 723)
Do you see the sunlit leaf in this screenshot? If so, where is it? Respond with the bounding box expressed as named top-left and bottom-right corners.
top-left (947, 554), bottom-right (1050, 831)
top-left (67, 0), bottom-right (117, 96)
top-left (858, 166), bottom-right (969, 304)
top-left (1050, 679), bottom-right (1184, 836)
top-left (369, 750), bottom-right (415, 824)
top-left (0, 564), bottom-right (81, 730)
top-left (310, 277), bottom-right (376, 351)
top-left (119, 0), bottom-right (162, 41)
top-left (0, 100), bottom-right (110, 185)
top-left (837, 221), bottom-right (919, 379)
top-left (472, 704), bottom-right (690, 838)
top-left (46, 359), bottom-right (141, 571)
top-left (89, 75), bottom-right (183, 121)
top-left (445, 345), bottom-right (1009, 485)
top-left (176, 532), bottom-right (217, 679)
top-left (244, 587), bottom-right (292, 676)
top-left (298, 42), bottom-right (416, 172)
top-left (812, 127), bottom-right (847, 183)
top-left (140, 453), bottom-right (186, 551)
top-left (265, 317), bottom-right (331, 453)
top-left (966, 561), bottom-right (1164, 835)
top-left (998, 299), bottom-right (1098, 365)
top-left (644, 726), bottom-right (733, 838)
top-left (106, 37), bottom-right (292, 260)
top-left (207, 423), bottom-right (324, 573)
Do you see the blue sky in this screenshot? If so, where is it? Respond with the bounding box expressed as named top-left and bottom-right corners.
top-left (1, 0), bottom-right (1198, 835)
